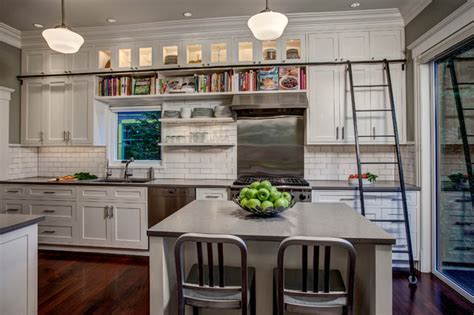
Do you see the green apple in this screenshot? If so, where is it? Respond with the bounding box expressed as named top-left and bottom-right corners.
top-left (261, 200), bottom-right (274, 209)
top-left (240, 198), bottom-right (249, 208)
top-left (257, 188), bottom-right (270, 201)
top-left (270, 186), bottom-right (278, 193)
top-left (250, 181), bottom-right (260, 189)
top-left (281, 192), bottom-right (292, 202)
top-left (259, 180), bottom-right (272, 191)
top-left (269, 190), bottom-right (282, 202)
top-left (245, 188), bottom-right (258, 200)
top-left (274, 198), bottom-right (289, 209)
top-left (247, 198), bottom-right (261, 209)
top-left (239, 187), bottom-right (249, 199)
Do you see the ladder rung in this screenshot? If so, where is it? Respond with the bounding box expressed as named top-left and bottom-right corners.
top-left (462, 108), bottom-right (474, 111)
top-left (356, 109), bottom-right (392, 112)
top-left (458, 82), bottom-right (474, 85)
top-left (370, 219), bottom-right (405, 223)
top-left (353, 85), bottom-right (389, 88)
top-left (358, 135), bottom-right (396, 138)
top-left (393, 250), bottom-right (410, 254)
top-left (360, 161), bottom-right (398, 165)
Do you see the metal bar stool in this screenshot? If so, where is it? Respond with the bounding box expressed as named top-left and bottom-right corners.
top-left (274, 236), bottom-right (357, 315)
top-left (174, 233), bottom-right (256, 315)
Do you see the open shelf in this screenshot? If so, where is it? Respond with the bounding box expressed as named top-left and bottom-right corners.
top-left (159, 117), bottom-right (235, 124)
top-left (160, 143), bottom-right (235, 147)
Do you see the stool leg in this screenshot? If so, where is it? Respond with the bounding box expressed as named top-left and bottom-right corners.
top-left (273, 273), bottom-right (277, 315)
top-left (250, 277), bottom-right (256, 315)
top-left (193, 306), bottom-right (199, 315)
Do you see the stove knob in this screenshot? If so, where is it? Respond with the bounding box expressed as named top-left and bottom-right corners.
top-left (299, 194), bottom-right (307, 201)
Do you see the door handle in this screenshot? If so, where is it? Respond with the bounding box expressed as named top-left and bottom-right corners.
top-left (43, 191), bottom-right (56, 194)
top-left (336, 127), bottom-right (339, 140)
top-left (373, 127), bottom-right (376, 140)
top-left (342, 127), bottom-right (345, 140)
top-left (104, 206), bottom-right (109, 219)
top-left (205, 195), bottom-right (220, 199)
top-left (6, 190), bottom-right (20, 193)
top-left (40, 131), bottom-right (44, 142)
top-left (63, 131), bottom-right (67, 141)
top-left (43, 209), bottom-right (56, 213)
top-left (42, 230), bottom-right (56, 234)
top-left (109, 205), bottom-right (114, 218)
top-left (7, 208), bottom-right (20, 212)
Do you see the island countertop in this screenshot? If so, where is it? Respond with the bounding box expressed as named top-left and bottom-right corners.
top-left (0, 214), bottom-right (45, 235)
top-left (147, 200), bottom-right (395, 245)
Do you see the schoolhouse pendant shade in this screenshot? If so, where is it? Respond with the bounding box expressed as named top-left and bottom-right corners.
top-left (247, 0), bottom-right (288, 41)
top-left (42, 0), bottom-right (84, 54)
top-left (42, 27), bottom-right (84, 54)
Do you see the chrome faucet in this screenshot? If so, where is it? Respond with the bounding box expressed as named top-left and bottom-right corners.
top-left (105, 159), bottom-right (113, 179)
top-left (123, 157), bottom-right (135, 180)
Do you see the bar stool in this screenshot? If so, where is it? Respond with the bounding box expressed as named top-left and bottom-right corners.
top-left (274, 236), bottom-right (357, 315)
top-left (174, 233), bottom-right (256, 315)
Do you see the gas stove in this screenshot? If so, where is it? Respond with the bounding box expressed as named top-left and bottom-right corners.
top-left (231, 176), bottom-right (311, 202)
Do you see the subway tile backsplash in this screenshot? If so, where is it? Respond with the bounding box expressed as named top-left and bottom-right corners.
top-left (8, 146), bottom-right (38, 179)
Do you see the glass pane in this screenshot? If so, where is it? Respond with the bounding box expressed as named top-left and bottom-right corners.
top-left (117, 111), bottom-right (161, 161)
top-left (98, 50), bottom-right (112, 69)
top-left (211, 43), bottom-right (227, 64)
top-left (436, 40), bottom-right (474, 297)
top-left (285, 39), bottom-right (301, 60)
top-left (238, 41), bottom-right (253, 62)
top-left (186, 44), bottom-right (202, 65)
top-left (119, 48), bottom-right (132, 68)
top-left (163, 46), bottom-right (178, 65)
top-left (139, 47), bottom-right (153, 67)
top-left (262, 41), bottom-right (278, 61)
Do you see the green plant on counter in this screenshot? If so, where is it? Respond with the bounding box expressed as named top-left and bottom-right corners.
top-left (74, 172), bottom-right (98, 180)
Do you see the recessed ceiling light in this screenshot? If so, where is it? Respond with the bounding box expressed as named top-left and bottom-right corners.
top-left (33, 23), bottom-right (44, 28)
top-left (350, 2), bottom-right (361, 8)
top-left (106, 18), bottom-right (117, 23)
top-left (183, 12), bottom-right (192, 17)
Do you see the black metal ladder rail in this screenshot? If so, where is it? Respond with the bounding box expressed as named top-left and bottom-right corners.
top-left (347, 59), bottom-right (418, 285)
top-left (447, 59), bottom-right (474, 208)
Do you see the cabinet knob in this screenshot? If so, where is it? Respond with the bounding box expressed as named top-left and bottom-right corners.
top-left (335, 58), bottom-right (338, 61)
top-left (371, 57), bottom-right (375, 60)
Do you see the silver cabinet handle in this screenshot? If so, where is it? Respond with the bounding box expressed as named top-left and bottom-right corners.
top-left (109, 205), bottom-right (114, 218)
top-left (104, 206), bottom-right (109, 219)
top-left (67, 131), bottom-right (71, 142)
top-left (373, 127), bottom-right (376, 140)
top-left (336, 127), bottom-right (339, 140)
top-left (40, 131), bottom-right (44, 142)
top-left (342, 127), bottom-right (345, 140)
top-left (63, 131), bottom-right (67, 142)
top-left (43, 209), bottom-right (56, 213)
top-left (43, 191), bottom-right (56, 194)
top-left (7, 208), bottom-right (20, 212)
top-left (454, 222), bottom-right (472, 226)
top-left (391, 198), bottom-right (403, 201)
top-left (340, 198), bottom-right (355, 201)
top-left (6, 190), bottom-right (20, 193)
top-left (42, 230), bottom-right (56, 234)
top-left (205, 195), bottom-right (220, 199)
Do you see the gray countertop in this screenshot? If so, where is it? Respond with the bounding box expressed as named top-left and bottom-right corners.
top-left (0, 214), bottom-right (45, 235)
top-left (0, 177), bottom-right (420, 191)
top-left (147, 200), bottom-right (396, 245)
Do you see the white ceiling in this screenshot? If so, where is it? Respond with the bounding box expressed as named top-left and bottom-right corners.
top-left (0, 0), bottom-right (423, 31)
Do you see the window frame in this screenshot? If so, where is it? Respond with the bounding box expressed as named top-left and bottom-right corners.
top-left (108, 105), bottom-right (163, 168)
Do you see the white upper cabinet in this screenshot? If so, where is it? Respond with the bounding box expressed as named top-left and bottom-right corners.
top-left (307, 66), bottom-right (341, 144)
top-left (369, 30), bottom-right (403, 60)
top-left (70, 47), bottom-right (94, 72)
top-left (22, 50), bottom-right (47, 75)
top-left (259, 39), bottom-right (282, 64)
top-left (233, 37), bottom-right (259, 64)
top-left (68, 77), bottom-right (94, 145)
top-left (22, 48), bottom-right (93, 75)
top-left (158, 41), bottom-right (183, 68)
top-left (42, 78), bottom-right (69, 145)
top-left (96, 46), bottom-right (117, 71)
top-left (117, 43), bottom-right (155, 70)
top-left (182, 40), bottom-right (207, 67)
top-left (338, 31), bottom-right (370, 61)
top-left (308, 33), bottom-right (339, 62)
top-left (21, 80), bottom-right (44, 145)
top-left (209, 38), bottom-right (232, 66)
top-left (281, 34), bottom-right (306, 63)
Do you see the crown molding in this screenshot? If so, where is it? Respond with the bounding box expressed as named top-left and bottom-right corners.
top-left (408, 0), bottom-right (473, 58)
top-left (400, 0), bottom-right (432, 25)
top-left (21, 9), bottom-right (404, 48)
top-left (0, 22), bottom-right (21, 48)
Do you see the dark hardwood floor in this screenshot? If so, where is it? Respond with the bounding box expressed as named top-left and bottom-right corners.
top-left (38, 251), bottom-right (474, 315)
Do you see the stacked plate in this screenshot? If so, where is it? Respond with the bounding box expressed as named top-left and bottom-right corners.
top-left (164, 55), bottom-right (178, 65)
top-left (192, 108), bottom-right (214, 118)
top-left (214, 105), bottom-right (233, 118)
top-left (163, 110), bottom-right (181, 118)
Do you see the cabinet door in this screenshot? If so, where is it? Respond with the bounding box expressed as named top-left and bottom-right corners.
top-left (70, 47), bottom-right (93, 72)
top-left (68, 77), bottom-right (94, 145)
top-left (77, 202), bottom-right (110, 246)
top-left (340, 65), bottom-right (371, 143)
top-left (158, 41), bottom-right (182, 68)
top-left (43, 78), bottom-right (68, 145)
top-left (209, 39), bottom-right (232, 66)
top-left (96, 46), bottom-right (116, 70)
top-left (339, 31), bottom-right (369, 61)
top-left (21, 79), bottom-right (44, 145)
top-left (308, 33), bottom-right (339, 62)
top-left (136, 43), bottom-right (155, 69)
top-left (369, 64), bottom-right (404, 143)
top-left (46, 51), bottom-right (69, 74)
top-left (21, 50), bottom-right (47, 75)
top-left (233, 37), bottom-right (258, 64)
top-left (260, 39), bottom-right (282, 64)
top-left (307, 66), bottom-right (341, 143)
top-left (117, 45), bottom-right (134, 71)
top-left (370, 30), bottom-right (403, 60)
top-left (110, 203), bottom-right (147, 249)
top-left (281, 34), bottom-right (306, 63)
top-left (183, 40), bottom-right (207, 67)
top-left (1, 200), bottom-right (28, 215)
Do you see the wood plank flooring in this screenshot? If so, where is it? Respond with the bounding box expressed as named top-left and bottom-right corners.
top-left (38, 251), bottom-right (473, 315)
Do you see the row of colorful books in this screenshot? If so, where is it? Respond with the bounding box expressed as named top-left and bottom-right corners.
top-left (236, 66), bottom-right (306, 92)
top-left (157, 71), bottom-right (233, 94)
top-left (97, 76), bottom-right (156, 96)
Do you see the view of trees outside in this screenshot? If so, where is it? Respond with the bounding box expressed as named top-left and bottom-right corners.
top-left (117, 111), bottom-right (161, 161)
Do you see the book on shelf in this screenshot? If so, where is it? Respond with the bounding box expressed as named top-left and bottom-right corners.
top-left (157, 71), bottom-right (233, 94)
top-left (97, 75), bottom-right (156, 97)
top-left (235, 66), bottom-right (307, 92)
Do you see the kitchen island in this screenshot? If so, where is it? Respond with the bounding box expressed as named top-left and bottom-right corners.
top-left (148, 200), bottom-right (395, 315)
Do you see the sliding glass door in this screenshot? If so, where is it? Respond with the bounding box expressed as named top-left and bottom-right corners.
top-left (435, 39), bottom-right (474, 301)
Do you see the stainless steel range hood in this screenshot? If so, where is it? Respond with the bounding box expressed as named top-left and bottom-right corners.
top-left (231, 92), bottom-right (308, 110)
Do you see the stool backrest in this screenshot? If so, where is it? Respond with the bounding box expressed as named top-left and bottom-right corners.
top-left (277, 236), bottom-right (356, 311)
top-left (174, 233), bottom-right (248, 308)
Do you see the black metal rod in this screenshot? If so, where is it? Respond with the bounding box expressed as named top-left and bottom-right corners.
top-left (16, 58), bottom-right (407, 80)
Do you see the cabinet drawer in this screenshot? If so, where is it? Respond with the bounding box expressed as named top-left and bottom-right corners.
top-left (110, 187), bottom-right (147, 202)
top-left (38, 224), bottom-right (74, 243)
top-left (196, 188), bottom-right (229, 200)
top-left (27, 186), bottom-right (77, 199)
top-left (313, 191), bottom-right (380, 208)
top-left (1, 200), bottom-right (28, 214)
top-left (2, 185), bottom-right (27, 198)
top-left (29, 200), bottom-right (75, 222)
top-left (78, 187), bottom-right (110, 200)
top-left (380, 192), bottom-right (417, 207)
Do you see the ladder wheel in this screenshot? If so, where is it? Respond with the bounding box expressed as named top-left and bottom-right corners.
top-left (408, 275), bottom-right (418, 285)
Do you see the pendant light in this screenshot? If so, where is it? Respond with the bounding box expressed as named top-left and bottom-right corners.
top-left (247, 0), bottom-right (288, 41)
top-left (42, 0), bottom-right (84, 54)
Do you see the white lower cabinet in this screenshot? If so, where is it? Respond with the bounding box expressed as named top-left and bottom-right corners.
top-left (196, 188), bottom-right (229, 200)
top-left (1, 200), bottom-right (28, 215)
top-left (312, 190), bottom-right (419, 261)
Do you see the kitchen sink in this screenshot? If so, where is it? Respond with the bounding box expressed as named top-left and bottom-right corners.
top-left (94, 178), bottom-right (152, 183)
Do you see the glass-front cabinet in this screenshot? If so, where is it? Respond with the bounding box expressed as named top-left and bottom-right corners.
top-left (117, 43), bottom-right (155, 70)
top-left (158, 41), bottom-right (182, 68)
top-left (281, 34), bottom-right (306, 63)
top-left (183, 41), bottom-right (205, 67)
top-left (96, 46), bottom-right (116, 70)
top-left (234, 37), bottom-right (258, 64)
top-left (260, 40), bottom-right (281, 64)
top-left (209, 39), bottom-right (232, 66)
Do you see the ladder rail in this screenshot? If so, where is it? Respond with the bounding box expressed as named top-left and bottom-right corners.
top-left (383, 59), bottom-right (417, 283)
top-left (347, 61), bottom-right (366, 216)
top-left (447, 59), bottom-right (474, 208)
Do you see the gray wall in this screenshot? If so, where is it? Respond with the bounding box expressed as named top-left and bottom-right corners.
top-left (0, 41), bottom-right (21, 144)
top-left (405, 0), bottom-right (467, 141)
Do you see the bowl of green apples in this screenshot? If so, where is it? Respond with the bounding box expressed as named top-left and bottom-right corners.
top-left (233, 180), bottom-right (296, 217)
